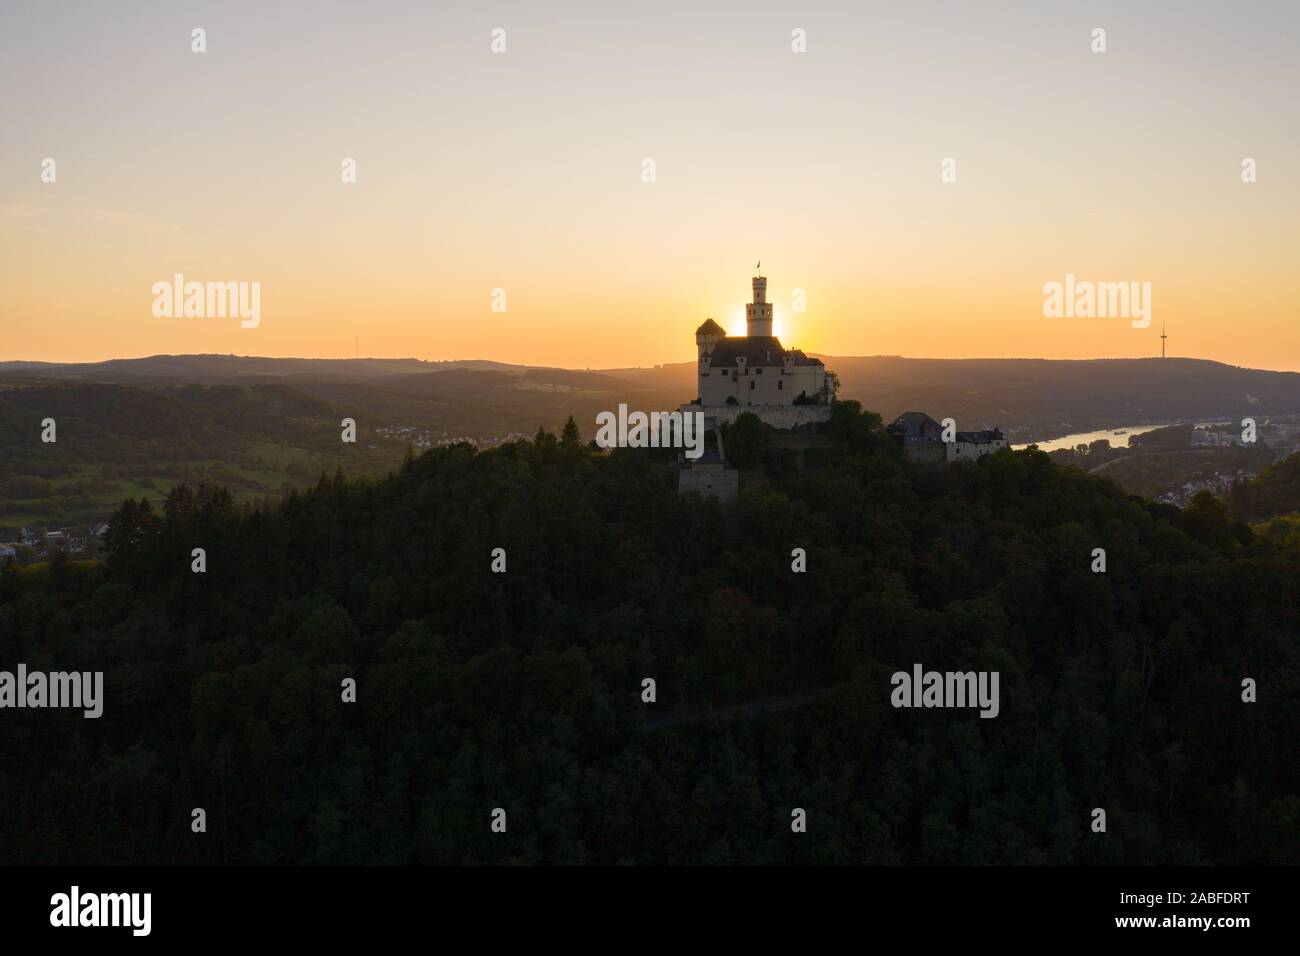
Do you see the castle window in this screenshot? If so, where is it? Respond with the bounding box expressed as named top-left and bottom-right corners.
top-left (749, 380), bottom-right (755, 390)
top-left (756, 368), bottom-right (762, 374)
top-left (778, 380), bottom-right (783, 390)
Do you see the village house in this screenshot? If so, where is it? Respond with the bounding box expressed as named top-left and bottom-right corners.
top-left (886, 411), bottom-right (1008, 464)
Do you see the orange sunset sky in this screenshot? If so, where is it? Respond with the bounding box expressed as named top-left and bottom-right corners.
top-left (2, 1), bottom-right (1298, 370)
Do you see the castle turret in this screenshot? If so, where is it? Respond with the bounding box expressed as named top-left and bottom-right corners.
top-left (695, 317), bottom-right (725, 358)
top-left (746, 270), bottom-right (773, 337)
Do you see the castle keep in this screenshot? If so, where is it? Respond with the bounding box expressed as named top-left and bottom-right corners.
top-left (694, 271), bottom-right (831, 410)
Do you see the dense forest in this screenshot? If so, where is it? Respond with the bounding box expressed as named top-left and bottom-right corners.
top-left (1229, 452), bottom-right (1300, 524)
top-left (0, 403), bottom-right (1296, 864)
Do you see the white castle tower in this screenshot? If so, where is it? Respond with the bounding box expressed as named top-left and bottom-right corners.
top-left (746, 268), bottom-right (773, 337)
top-left (690, 265), bottom-right (830, 413)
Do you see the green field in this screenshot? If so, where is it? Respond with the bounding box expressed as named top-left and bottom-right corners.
top-left (0, 444), bottom-right (403, 530)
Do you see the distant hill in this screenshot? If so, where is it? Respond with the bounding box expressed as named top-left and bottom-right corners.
top-left (0, 359), bottom-right (693, 527)
top-left (619, 356), bottom-right (1300, 441)
top-left (5, 353), bottom-right (1299, 443)
top-left (0, 381), bottom-right (347, 455)
top-left (0, 354), bottom-right (511, 382)
top-left (0, 355), bottom-right (685, 444)
top-left (826, 357), bottom-right (1300, 440)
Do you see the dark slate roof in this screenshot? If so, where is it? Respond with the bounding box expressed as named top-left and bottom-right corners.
top-left (706, 336), bottom-right (825, 369)
top-left (886, 412), bottom-right (943, 440)
top-left (888, 412), bottom-right (1005, 446)
top-left (695, 318), bottom-right (727, 337)
top-left (785, 349), bottom-right (824, 366)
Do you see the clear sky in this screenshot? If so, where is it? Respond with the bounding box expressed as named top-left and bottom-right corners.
top-left (2, 0), bottom-right (1297, 369)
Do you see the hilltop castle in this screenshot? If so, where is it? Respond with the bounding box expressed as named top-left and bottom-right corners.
top-left (679, 272), bottom-right (1012, 499)
top-left (694, 271), bottom-right (831, 410)
top-left (680, 270), bottom-right (834, 501)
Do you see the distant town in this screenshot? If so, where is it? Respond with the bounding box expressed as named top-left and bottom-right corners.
top-left (373, 425), bottom-right (531, 452)
top-left (0, 522), bottom-right (109, 564)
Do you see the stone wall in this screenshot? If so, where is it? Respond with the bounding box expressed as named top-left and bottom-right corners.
top-left (678, 466), bottom-right (739, 502)
top-left (687, 403), bottom-right (832, 431)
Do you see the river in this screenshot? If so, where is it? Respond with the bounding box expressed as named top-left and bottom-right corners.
top-left (1012, 424), bottom-right (1167, 453)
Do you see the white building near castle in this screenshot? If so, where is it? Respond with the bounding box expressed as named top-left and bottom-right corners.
top-left (694, 271), bottom-right (830, 411)
top-left (886, 411), bottom-right (1008, 464)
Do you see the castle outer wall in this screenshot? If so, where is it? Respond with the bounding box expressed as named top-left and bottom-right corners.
top-left (684, 404), bottom-right (832, 430)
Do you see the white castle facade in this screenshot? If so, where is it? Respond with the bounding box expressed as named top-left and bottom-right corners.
top-left (694, 272), bottom-right (831, 410)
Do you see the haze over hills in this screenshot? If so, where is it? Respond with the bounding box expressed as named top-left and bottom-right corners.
top-left (616, 356), bottom-right (1300, 438)
top-left (4, 353), bottom-right (1300, 443)
top-left (0, 355), bottom-right (515, 382)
